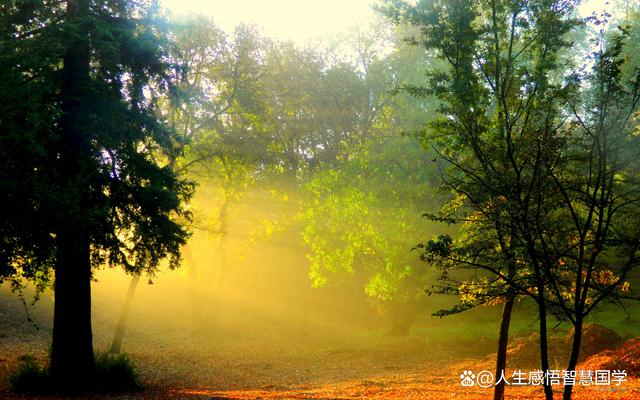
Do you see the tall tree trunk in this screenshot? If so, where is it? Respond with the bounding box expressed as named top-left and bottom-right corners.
top-left (50, 229), bottom-right (95, 385)
top-left (109, 274), bottom-right (141, 354)
top-left (537, 296), bottom-right (553, 400)
top-left (562, 318), bottom-right (583, 400)
top-left (493, 295), bottom-right (515, 400)
top-left (50, 0), bottom-right (95, 385)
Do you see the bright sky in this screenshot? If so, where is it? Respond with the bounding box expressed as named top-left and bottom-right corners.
top-left (160, 0), bottom-right (621, 45)
top-left (160, 0), bottom-right (378, 45)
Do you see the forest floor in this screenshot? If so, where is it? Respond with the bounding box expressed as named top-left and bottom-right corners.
top-left (1, 289), bottom-right (639, 399)
top-left (2, 327), bottom-right (639, 399)
top-left (1, 333), bottom-right (638, 400)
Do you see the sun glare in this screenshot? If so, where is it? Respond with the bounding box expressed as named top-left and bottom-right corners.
top-left (160, 0), bottom-right (625, 45)
top-left (160, 0), bottom-right (378, 45)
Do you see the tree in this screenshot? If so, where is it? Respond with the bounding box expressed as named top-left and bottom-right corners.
top-left (382, 1), bottom-right (640, 400)
top-left (542, 17), bottom-right (640, 399)
top-left (380, 0), bottom-right (579, 399)
top-left (293, 21), bottom-right (446, 335)
top-left (0, 0), bottom-right (191, 387)
top-left (169, 21), bottom-right (274, 333)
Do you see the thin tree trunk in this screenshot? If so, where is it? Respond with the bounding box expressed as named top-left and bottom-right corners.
top-left (217, 194), bottom-right (230, 287)
top-left (538, 297), bottom-right (553, 400)
top-left (50, 0), bottom-right (95, 386)
top-left (202, 194), bottom-right (230, 332)
top-left (562, 318), bottom-right (583, 400)
top-left (110, 133), bottom-right (189, 342)
top-left (493, 295), bottom-right (515, 400)
top-left (109, 274), bottom-right (141, 354)
top-left (185, 244), bottom-right (207, 335)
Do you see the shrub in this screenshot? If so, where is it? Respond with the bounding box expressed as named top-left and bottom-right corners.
top-left (93, 351), bottom-right (140, 392)
top-left (9, 355), bottom-right (50, 394)
top-left (9, 351), bottom-right (140, 394)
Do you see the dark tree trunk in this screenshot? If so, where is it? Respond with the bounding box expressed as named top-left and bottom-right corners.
top-left (562, 318), bottom-right (583, 400)
top-left (49, 0), bottom-right (95, 385)
top-left (537, 296), bottom-right (553, 400)
top-left (493, 295), bottom-right (515, 400)
top-left (50, 229), bottom-right (95, 384)
top-left (109, 274), bottom-right (141, 354)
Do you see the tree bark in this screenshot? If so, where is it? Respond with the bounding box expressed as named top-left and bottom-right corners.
top-left (109, 274), bottom-right (141, 354)
top-left (537, 296), bottom-right (553, 400)
top-left (493, 295), bottom-right (514, 400)
top-left (50, 229), bottom-right (95, 385)
top-left (49, 0), bottom-right (95, 386)
top-left (562, 318), bottom-right (583, 400)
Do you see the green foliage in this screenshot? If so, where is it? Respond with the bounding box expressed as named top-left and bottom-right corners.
top-left (382, 6), bottom-right (640, 389)
top-left (0, 1), bottom-right (193, 288)
top-left (414, 234), bottom-right (452, 262)
top-left (0, 1), bottom-right (63, 290)
top-left (165, 18), bottom-right (422, 295)
top-left (380, 0), bottom-right (577, 317)
top-left (303, 136), bottom-right (440, 303)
